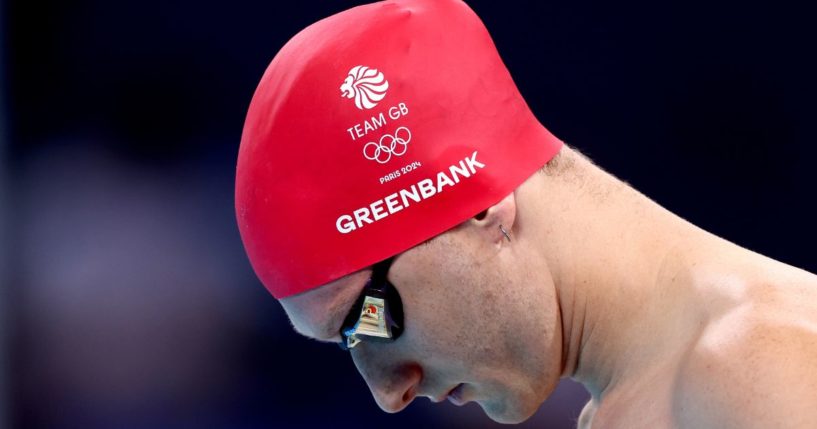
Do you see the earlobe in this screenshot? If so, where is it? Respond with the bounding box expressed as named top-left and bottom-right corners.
top-left (469, 191), bottom-right (517, 245)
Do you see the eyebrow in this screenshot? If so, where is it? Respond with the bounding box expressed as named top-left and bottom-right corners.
top-left (312, 262), bottom-right (385, 341)
top-left (296, 316), bottom-right (342, 343)
top-left (314, 285), bottom-right (364, 342)
top-left (318, 304), bottom-right (351, 342)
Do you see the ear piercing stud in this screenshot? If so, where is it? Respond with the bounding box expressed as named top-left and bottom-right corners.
top-left (499, 224), bottom-right (511, 242)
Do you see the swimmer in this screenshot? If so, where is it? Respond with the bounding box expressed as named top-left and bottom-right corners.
top-left (235, 1), bottom-right (817, 427)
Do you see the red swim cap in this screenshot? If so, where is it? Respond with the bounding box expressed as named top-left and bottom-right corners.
top-left (236, 0), bottom-right (562, 298)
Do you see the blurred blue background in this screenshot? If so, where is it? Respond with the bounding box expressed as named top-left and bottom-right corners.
top-left (2, 0), bottom-right (815, 428)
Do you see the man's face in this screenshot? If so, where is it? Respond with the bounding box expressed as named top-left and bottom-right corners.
top-left (281, 224), bottom-right (563, 423)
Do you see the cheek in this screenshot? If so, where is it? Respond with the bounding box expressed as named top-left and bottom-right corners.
top-left (389, 241), bottom-right (563, 414)
top-left (397, 252), bottom-right (561, 387)
top-left (399, 261), bottom-right (520, 365)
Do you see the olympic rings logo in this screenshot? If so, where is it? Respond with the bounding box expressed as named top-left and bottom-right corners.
top-left (363, 127), bottom-right (411, 164)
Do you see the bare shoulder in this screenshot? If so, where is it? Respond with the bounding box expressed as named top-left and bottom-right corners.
top-left (673, 306), bottom-right (817, 428)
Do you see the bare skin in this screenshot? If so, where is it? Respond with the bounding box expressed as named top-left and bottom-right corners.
top-left (281, 145), bottom-right (817, 428)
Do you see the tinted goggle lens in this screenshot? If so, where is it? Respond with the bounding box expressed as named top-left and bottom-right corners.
top-left (339, 260), bottom-right (403, 350)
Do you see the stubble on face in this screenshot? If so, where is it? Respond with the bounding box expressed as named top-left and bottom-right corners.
top-left (387, 227), bottom-right (564, 423)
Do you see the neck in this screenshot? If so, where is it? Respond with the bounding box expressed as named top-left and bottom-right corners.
top-left (520, 148), bottom-right (720, 399)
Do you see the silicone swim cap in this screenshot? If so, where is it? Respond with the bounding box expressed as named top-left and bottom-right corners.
top-left (236, 0), bottom-right (562, 298)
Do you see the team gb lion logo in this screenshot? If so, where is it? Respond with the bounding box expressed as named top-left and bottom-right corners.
top-left (340, 65), bottom-right (389, 110)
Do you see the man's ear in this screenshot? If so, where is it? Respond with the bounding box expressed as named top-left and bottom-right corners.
top-left (468, 191), bottom-right (517, 246)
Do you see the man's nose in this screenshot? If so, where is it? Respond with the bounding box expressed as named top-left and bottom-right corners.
top-left (351, 345), bottom-right (422, 413)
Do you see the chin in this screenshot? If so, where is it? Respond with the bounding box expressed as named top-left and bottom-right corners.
top-left (479, 397), bottom-right (540, 424)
